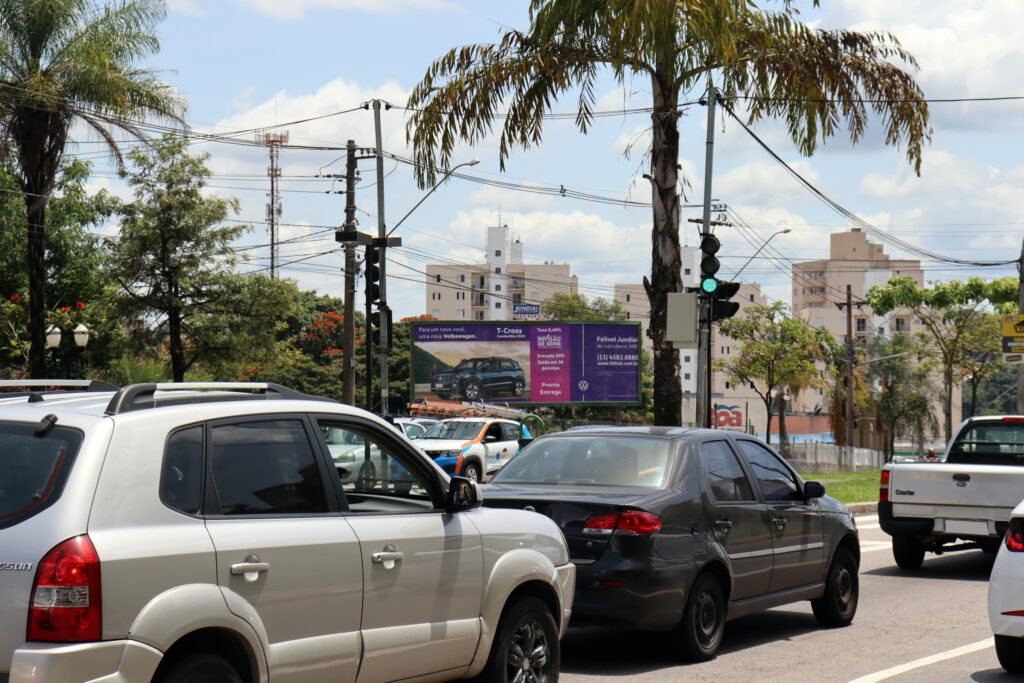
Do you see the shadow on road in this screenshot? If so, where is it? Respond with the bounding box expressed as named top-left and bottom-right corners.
top-left (864, 549), bottom-right (995, 582)
top-left (971, 667), bottom-right (1016, 681)
top-left (561, 610), bottom-right (821, 676)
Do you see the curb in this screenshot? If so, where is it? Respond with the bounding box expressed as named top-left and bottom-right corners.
top-left (846, 501), bottom-right (878, 515)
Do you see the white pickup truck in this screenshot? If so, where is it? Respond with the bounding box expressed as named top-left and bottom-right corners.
top-left (880, 415), bottom-right (1024, 569)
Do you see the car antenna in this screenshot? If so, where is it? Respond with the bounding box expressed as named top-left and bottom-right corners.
top-left (35, 413), bottom-right (58, 437)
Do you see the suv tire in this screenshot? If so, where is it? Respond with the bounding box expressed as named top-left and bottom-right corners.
top-left (461, 379), bottom-right (481, 401)
top-left (996, 635), bottom-right (1024, 674)
top-left (892, 534), bottom-right (925, 570)
top-left (153, 653), bottom-right (242, 683)
top-left (675, 572), bottom-right (725, 661)
top-left (811, 547), bottom-right (858, 627)
top-left (512, 379), bottom-right (524, 397)
top-left (461, 459), bottom-right (482, 483)
top-left (480, 596), bottom-right (559, 683)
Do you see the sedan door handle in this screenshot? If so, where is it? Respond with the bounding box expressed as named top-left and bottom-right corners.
top-left (230, 554), bottom-right (270, 582)
top-left (372, 544), bottom-right (405, 569)
top-left (713, 519), bottom-right (733, 533)
top-left (772, 517), bottom-right (788, 529)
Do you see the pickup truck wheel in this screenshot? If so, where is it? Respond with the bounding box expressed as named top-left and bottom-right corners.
top-left (892, 534), bottom-right (925, 569)
top-left (461, 459), bottom-right (482, 483)
top-left (675, 572), bottom-right (725, 661)
top-left (463, 380), bottom-right (481, 401)
top-left (996, 635), bottom-right (1024, 674)
top-left (153, 653), bottom-right (242, 683)
top-left (811, 547), bottom-right (858, 627)
top-left (480, 596), bottom-right (559, 683)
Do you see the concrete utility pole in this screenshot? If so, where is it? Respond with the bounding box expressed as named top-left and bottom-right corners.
top-left (844, 284), bottom-right (855, 448)
top-left (696, 86), bottom-right (717, 429)
top-left (1018, 236), bottom-right (1024, 413)
top-left (342, 140), bottom-right (357, 406)
top-left (372, 100), bottom-right (390, 416)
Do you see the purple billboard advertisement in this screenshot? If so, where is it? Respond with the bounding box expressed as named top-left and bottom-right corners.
top-left (411, 321), bottom-right (641, 405)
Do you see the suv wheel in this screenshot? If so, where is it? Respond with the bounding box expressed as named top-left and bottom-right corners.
top-left (675, 572), bottom-right (725, 661)
top-left (480, 597), bottom-right (559, 683)
top-left (357, 459), bottom-right (377, 491)
top-left (996, 635), bottom-right (1024, 674)
top-left (461, 459), bottom-right (482, 483)
top-left (154, 653), bottom-right (242, 683)
top-left (512, 379), bottom-right (524, 396)
top-left (462, 380), bottom-right (481, 401)
top-left (892, 534), bottom-right (925, 570)
top-left (811, 547), bottom-right (858, 627)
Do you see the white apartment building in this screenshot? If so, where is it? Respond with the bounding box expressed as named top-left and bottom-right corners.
top-left (424, 225), bottom-right (578, 320)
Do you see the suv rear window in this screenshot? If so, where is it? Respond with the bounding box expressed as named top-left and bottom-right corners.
top-left (947, 420), bottom-right (1024, 464)
top-left (0, 421), bottom-right (83, 528)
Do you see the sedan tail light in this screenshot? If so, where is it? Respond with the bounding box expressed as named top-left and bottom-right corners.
top-left (1006, 518), bottom-right (1024, 553)
top-left (28, 535), bottom-right (102, 642)
top-left (879, 469), bottom-right (890, 503)
top-left (583, 511), bottom-right (661, 535)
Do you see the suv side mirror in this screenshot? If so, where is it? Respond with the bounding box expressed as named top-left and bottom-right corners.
top-left (484, 434), bottom-right (498, 443)
top-left (804, 481), bottom-right (826, 499)
top-left (446, 476), bottom-right (483, 512)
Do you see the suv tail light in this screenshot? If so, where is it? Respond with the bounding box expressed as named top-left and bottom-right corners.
top-left (879, 469), bottom-right (890, 503)
top-left (28, 535), bottom-right (102, 642)
top-left (1006, 518), bottom-right (1024, 553)
top-left (583, 511), bottom-right (662, 535)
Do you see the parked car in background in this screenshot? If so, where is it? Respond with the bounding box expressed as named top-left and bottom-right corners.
top-left (989, 497), bottom-right (1024, 674)
top-left (880, 416), bottom-right (1024, 569)
top-left (482, 426), bottom-right (860, 660)
top-left (410, 417), bottom-right (524, 482)
top-left (393, 416), bottom-right (428, 439)
top-left (0, 381), bottom-right (573, 683)
top-left (431, 357), bottom-right (526, 401)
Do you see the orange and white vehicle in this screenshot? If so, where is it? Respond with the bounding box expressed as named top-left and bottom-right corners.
top-left (410, 418), bottom-right (524, 482)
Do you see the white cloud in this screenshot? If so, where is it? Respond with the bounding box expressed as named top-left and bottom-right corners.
top-left (233, 0), bottom-right (460, 20)
top-left (167, 0), bottom-right (203, 16)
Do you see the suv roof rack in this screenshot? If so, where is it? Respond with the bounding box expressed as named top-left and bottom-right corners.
top-left (104, 382), bottom-right (336, 415)
top-left (0, 379), bottom-right (119, 401)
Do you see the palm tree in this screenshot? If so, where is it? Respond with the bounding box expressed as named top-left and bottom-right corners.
top-left (0, 0), bottom-right (183, 377)
top-left (406, 0), bottom-right (930, 425)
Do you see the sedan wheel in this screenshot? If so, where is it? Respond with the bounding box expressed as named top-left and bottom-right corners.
top-left (676, 572), bottom-right (725, 661)
top-left (996, 634), bottom-right (1024, 674)
top-left (811, 547), bottom-right (858, 627)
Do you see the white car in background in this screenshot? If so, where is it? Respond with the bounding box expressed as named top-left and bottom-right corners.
top-left (411, 417), bottom-right (525, 482)
top-left (988, 498), bottom-right (1024, 673)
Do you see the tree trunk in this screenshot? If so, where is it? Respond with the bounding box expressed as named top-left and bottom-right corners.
top-left (944, 364), bottom-right (954, 442)
top-left (777, 392), bottom-right (789, 455)
top-left (168, 309), bottom-right (186, 382)
top-left (763, 396), bottom-right (773, 443)
top-left (646, 70), bottom-right (682, 426)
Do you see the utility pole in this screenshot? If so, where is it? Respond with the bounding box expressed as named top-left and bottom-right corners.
top-left (342, 140), bottom-right (357, 405)
top-left (372, 100), bottom-right (391, 416)
top-left (835, 284), bottom-right (863, 460)
top-left (1017, 236), bottom-right (1024, 413)
top-left (696, 86), bottom-right (717, 429)
top-left (256, 129), bottom-right (288, 277)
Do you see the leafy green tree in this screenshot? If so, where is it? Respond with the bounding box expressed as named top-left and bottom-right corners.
top-left (0, 0), bottom-right (182, 377)
top-left (540, 292), bottom-right (625, 320)
top-left (406, 0), bottom-right (930, 425)
top-left (959, 311), bottom-right (1004, 417)
top-left (865, 332), bottom-right (937, 459)
top-left (110, 134), bottom-right (291, 381)
top-left (867, 276), bottom-right (1017, 441)
top-left (718, 302), bottom-right (832, 451)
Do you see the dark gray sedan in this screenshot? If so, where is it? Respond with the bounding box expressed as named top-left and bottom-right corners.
top-left (482, 426), bottom-right (859, 660)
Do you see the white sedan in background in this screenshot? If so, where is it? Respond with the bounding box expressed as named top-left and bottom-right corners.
top-left (988, 498), bottom-right (1024, 673)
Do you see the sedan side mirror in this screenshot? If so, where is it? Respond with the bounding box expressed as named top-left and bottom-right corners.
top-left (446, 476), bottom-right (483, 512)
top-left (804, 481), bottom-right (826, 499)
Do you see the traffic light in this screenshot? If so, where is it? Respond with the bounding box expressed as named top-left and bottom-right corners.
top-left (699, 234), bottom-right (720, 294)
top-left (365, 245), bottom-right (381, 303)
top-left (367, 306), bottom-right (393, 349)
top-left (368, 309), bottom-right (381, 347)
top-left (711, 281), bottom-right (741, 321)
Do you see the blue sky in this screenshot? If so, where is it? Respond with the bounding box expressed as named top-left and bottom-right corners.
top-left (79, 0), bottom-right (1024, 320)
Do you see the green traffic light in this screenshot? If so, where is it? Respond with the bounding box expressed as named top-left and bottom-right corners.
top-left (701, 277), bottom-right (718, 293)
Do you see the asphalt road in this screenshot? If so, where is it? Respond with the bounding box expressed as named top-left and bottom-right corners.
top-left (559, 515), bottom-right (1013, 683)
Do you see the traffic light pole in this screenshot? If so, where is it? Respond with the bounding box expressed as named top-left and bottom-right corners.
top-left (342, 140), bottom-right (357, 406)
top-left (372, 100), bottom-right (390, 416)
top-left (696, 86), bottom-right (717, 429)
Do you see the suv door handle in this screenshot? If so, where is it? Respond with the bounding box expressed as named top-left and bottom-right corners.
top-left (230, 554), bottom-right (270, 582)
top-left (772, 517), bottom-right (788, 529)
top-left (372, 544), bottom-right (405, 569)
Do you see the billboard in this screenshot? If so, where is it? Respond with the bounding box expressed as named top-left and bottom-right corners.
top-left (411, 321), bottom-right (641, 406)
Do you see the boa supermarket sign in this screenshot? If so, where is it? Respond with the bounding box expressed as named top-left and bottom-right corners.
top-left (714, 404), bottom-right (744, 429)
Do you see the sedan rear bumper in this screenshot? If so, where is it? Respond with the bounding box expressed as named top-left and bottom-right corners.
top-left (570, 554), bottom-right (691, 632)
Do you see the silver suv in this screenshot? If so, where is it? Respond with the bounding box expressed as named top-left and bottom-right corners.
top-left (0, 381), bottom-right (574, 683)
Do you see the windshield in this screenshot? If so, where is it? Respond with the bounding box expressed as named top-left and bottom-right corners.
top-left (947, 421), bottom-right (1024, 464)
top-left (0, 421), bottom-right (84, 528)
top-left (492, 435), bottom-right (673, 487)
top-left (421, 421), bottom-right (485, 441)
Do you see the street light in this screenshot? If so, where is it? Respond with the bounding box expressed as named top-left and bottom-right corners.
top-left (731, 228), bottom-right (791, 280)
top-left (386, 158), bottom-right (480, 237)
top-left (45, 324), bottom-right (90, 376)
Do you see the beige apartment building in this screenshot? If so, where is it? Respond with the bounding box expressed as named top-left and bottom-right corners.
top-left (791, 228), bottom-right (953, 446)
top-left (424, 225), bottom-right (578, 321)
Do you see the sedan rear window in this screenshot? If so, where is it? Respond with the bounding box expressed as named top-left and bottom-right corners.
top-left (492, 435), bottom-right (672, 487)
top-left (0, 421), bottom-right (83, 528)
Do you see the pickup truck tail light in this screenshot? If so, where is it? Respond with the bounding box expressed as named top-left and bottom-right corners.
top-left (27, 535), bottom-right (102, 642)
top-left (1006, 518), bottom-right (1024, 553)
top-left (584, 511), bottom-right (662, 535)
top-left (879, 469), bottom-right (890, 503)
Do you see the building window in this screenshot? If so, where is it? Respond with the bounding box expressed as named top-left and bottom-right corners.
top-left (459, 274), bottom-right (466, 283)
top-left (495, 267), bottom-right (501, 274)
top-left (457, 309), bottom-right (465, 319)
top-left (684, 373), bottom-right (691, 380)
top-left (856, 318), bottom-right (867, 332)
top-left (495, 302), bottom-right (501, 309)
top-left (495, 249), bottom-right (502, 257)
top-left (684, 268), bottom-right (691, 276)
top-left (555, 275), bottom-right (564, 283)
top-left (895, 318), bottom-right (907, 332)
top-left (725, 381), bottom-right (731, 389)
top-left (495, 284), bottom-right (501, 292)
top-left (513, 293), bottom-right (523, 304)
top-left (625, 293), bottom-right (631, 302)
top-left (434, 274), bottom-right (441, 283)
top-left (684, 355), bottom-right (691, 363)
top-left (748, 294), bottom-right (754, 302)
top-left (531, 292), bottom-right (539, 301)
top-left (626, 312), bottom-right (630, 319)
top-left (432, 309), bottom-right (441, 317)
top-left (475, 311), bottom-right (485, 320)
top-left (456, 292), bottom-right (465, 300)
top-left (432, 292), bottom-right (441, 300)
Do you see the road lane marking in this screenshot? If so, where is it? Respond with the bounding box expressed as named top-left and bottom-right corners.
top-left (860, 541), bottom-right (891, 553)
top-left (846, 638), bottom-right (994, 682)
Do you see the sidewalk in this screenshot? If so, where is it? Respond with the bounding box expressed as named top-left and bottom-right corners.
top-left (847, 501), bottom-right (878, 515)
